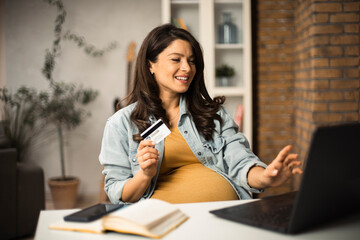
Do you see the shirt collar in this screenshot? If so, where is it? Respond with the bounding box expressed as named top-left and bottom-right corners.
top-left (179, 94), bottom-right (187, 116)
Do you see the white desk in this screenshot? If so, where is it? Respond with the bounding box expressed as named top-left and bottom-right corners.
top-left (34, 200), bottom-right (360, 240)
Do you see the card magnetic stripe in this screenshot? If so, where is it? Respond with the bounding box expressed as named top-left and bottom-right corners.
top-left (141, 120), bottom-right (164, 139)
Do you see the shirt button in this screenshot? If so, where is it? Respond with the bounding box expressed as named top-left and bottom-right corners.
top-left (132, 158), bottom-right (136, 162)
top-left (184, 131), bottom-right (188, 134)
top-left (197, 152), bottom-right (202, 156)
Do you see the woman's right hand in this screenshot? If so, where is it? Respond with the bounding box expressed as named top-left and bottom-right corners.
top-left (136, 140), bottom-right (160, 179)
top-left (122, 140), bottom-right (160, 203)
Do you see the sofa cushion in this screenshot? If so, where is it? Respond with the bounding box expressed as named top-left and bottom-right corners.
top-left (0, 148), bottom-right (17, 239)
top-left (17, 163), bottom-right (45, 237)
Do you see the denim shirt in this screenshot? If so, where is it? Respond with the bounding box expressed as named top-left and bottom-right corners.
top-left (99, 96), bottom-right (267, 204)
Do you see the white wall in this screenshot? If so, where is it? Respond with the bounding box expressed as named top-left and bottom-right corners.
top-left (0, 0), bottom-right (6, 91)
top-left (4, 0), bottom-right (161, 201)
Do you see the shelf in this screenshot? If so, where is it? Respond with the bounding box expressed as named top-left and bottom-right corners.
top-left (215, 0), bottom-right (243, 4)
top-left (212, 87), bottom-right (245, 97)
top-left (171, 1), bottom-right (199, 39)
top-left (172, 0), bottom-right (198, 4)
top-left (215, 43), bottom-right (244, 49)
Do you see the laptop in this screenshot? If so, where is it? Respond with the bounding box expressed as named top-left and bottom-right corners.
top-left (210, 123), bottom-right (360, 234)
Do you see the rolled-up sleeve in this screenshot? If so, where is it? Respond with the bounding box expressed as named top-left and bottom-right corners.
top-left (99, 118), bottom-right (132, 204)
top-left (219, 108), bottom-right (268, 194)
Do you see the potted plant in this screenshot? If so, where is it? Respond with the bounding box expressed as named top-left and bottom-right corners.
top-left (40, 82), bottom-right (98, 209)
top-left (215, 64), bottom-right (235, 87)
top-left (0, 87), bottom-right (51, 162)
top-left (41, 0), bottom-right (115, 209)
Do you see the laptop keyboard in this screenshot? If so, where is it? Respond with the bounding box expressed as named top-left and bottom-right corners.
top-left (210, 191), bottom-right (297, 232)
top-left (248, 204), bottom-right (293, 225)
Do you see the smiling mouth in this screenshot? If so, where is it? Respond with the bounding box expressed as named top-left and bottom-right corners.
top-left (175, 76), bottom-right (189, 81)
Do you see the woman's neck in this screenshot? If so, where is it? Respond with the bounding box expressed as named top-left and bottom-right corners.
top-left (160, 92), bottom-right (180, 111)
top-left (160, 93), bottom-right (180, 127)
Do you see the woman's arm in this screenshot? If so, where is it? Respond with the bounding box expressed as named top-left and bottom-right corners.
top-left (122, 140), bottom-right (160, 202)
top-left (121, 169), bottom-right (153, 202)
top-left (247, 145), bottom-right (302, 189)
top-left (99, 110), bottom-right (159, 204)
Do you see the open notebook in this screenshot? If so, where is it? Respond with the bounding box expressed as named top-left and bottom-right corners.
top-left (210, 123), bottom-right (360, 234)
top-left (50, 198), bottom-right (188, 239)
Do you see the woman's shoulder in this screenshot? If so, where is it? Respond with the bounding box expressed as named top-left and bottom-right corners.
top-left (107, 102), bottom-right (137, 126)
top-left (215, 105), bottom-right (239, 130)
top-left (216, 105), bottom-right (231, 119)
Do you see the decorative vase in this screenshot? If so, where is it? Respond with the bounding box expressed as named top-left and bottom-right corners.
top-left (48, 176), bottom-right (80, 209)
top-left (217, 76), bottom-right (232, 87)
top-left (218, 12), bottom-right (238, 44)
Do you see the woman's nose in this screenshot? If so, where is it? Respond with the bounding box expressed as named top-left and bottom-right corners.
top-left (180, 60), bottom-right (191, 72)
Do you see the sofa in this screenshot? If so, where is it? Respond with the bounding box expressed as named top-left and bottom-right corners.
top-left (0, 124), bottom-right (45, 239)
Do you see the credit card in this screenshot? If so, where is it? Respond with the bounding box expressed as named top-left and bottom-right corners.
top-left (140, 119), bottom-right (171, 144)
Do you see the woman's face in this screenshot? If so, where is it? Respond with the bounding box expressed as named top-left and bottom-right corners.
top-left (149, 39), bottom-right (196, 98)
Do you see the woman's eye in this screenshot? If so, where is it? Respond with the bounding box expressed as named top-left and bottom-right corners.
top-left (171, 58), bottom-right (180, 62)
top-left (189, 60), bottom-right (196, 65)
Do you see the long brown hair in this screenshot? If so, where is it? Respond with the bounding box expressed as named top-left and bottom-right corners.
top-left (127, 24), bottom-right (225, 141)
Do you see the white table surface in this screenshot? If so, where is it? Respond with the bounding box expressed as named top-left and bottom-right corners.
top-left (34, 200), bottom-right (360, 240)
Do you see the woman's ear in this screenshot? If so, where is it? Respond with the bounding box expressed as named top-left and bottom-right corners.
top-left (148, 61), bottom-right (154, 75)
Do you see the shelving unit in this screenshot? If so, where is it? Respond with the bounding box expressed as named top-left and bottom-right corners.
top-left (161, 0), bottom-right (253, 145)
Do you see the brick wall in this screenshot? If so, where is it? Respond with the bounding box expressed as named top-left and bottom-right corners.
top-left (255, 0), bottom-right (360, 197)
top-left (293, 0), bottom-right (360, 189)
top-left (255, 0), bottom-right (296, 196)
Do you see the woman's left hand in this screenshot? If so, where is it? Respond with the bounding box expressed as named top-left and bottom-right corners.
top-left (261, 145), bottom-right (303, 188)
top-left (248, 145), bottom-right (303, 189)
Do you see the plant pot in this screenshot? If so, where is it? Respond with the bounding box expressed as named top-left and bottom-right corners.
top-left (48, 176), bottom-right (80, 209)
top-left (217, 76), bottom-right (232, 87)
